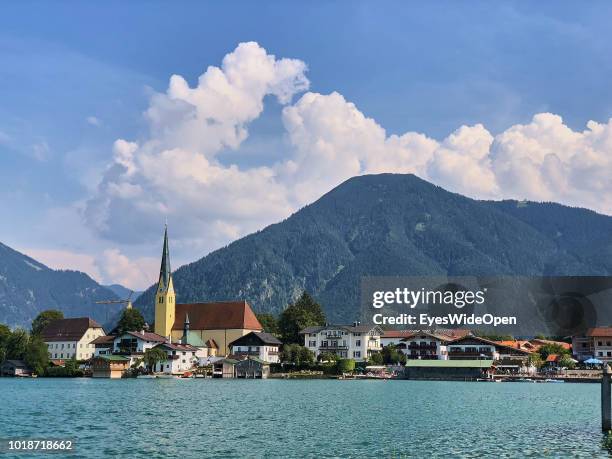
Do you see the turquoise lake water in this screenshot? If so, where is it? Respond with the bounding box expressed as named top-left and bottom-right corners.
top-left (0, 378), bottom-right (610, 458)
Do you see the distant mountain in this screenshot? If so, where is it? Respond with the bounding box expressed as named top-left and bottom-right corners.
top-left (103, 284), bottom-right (142, 302)
top-left (126, 173), bottom-right (609, 322)
top-left (0, 243), bottom-right (124, 329)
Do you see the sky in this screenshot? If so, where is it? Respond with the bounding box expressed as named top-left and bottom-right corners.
top-left (1, 1), bottom-right (611, 290)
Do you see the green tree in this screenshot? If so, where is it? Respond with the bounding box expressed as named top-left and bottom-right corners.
top-left (368, 352), bottom-right (384, 366)
top-left (31, 309), bottom-right (64, 336)
top-left (116, 308), bottom-right (146, 335)
top-left (538, 343), bottom-right (570, 360)
top-left (256, 313), bottom-right (279, 335)
top-left (337, 358), bottom-right (356, 373)
top-left (278, 292), bottom-right (326, 344)
top-left (24, 334), bottom-right (49, 375)
top-left (280, 343), bottom-right (315, 365)
top-left (317, 352), bottom-right (339, 363)
top-left (142, 347), bottom-right (168, 372)
top-left (381, 344), bottom-right (406, 365)
top-left (5, 328), bottom-right (29, 360)
top-left (558, 354), bottom-right (576, 369)
top-left (528, 352), bottom-right (543, 369)
top-left (0, 324), bottom-right (10, 362)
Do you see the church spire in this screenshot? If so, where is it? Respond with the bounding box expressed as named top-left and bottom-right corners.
top-left (154, 224), bottom-right (176, 338)
top-left (158, 224), bottom-right (172, 291)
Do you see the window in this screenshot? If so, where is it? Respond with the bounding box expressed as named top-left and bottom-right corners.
top-left (608, 352), bottom-right (612, 357)
top-left (600, 352), bottom-right (604, 356)
top-left (599, 341), bottom-right (603, 346)
top-left (356, 340), bottom-right (361, 346)
top-left (354, 351), bottom-right (361, 358)
top-left (608, 342), bottom-right (611, 346)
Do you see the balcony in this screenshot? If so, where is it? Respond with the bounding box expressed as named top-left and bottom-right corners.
top-left (448, 351), bottom-right (493, 360)
top-left (408, 344), bottom-right (437, 350)
top-left (319, 345), bottom-right (348, 351)
top-left (233, 351), bottom-right (260, 356)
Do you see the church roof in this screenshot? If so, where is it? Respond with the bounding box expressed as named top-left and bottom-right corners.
top-left (172, 301), bottom-right (262, 331)
top-left (158, 225), bottom-right (172, 290)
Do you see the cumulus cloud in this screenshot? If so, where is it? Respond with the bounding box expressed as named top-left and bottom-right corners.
top-left (84, 41), bottom-right (611, 280)
top-left (85, 42), bottom-right (306, 244)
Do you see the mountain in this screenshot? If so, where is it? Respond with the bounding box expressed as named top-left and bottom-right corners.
top-left (103, 284), bottom-right (142, 302)
top-left (132, 173), bottom-right (612, 322)
top-left (0, 243), bottom-right (124, 329)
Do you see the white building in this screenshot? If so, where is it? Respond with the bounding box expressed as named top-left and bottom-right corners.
top-left (111, 330), bottom-right (167, 357)
top-left (41, 317), bottom-right (105, 362)
top-left (228, 331), bottom-right (282, 363)
top-left (152, 342), bottom-right (198, 375)
top-left (400, 331), bottom-right (453, 360)
top-left (300, 324), bottom-right (383, 361)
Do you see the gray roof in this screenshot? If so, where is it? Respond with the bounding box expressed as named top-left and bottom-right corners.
top-left (1, 359), bottom-right (28, 368)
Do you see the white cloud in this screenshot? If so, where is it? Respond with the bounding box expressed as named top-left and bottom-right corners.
top-left (86, 42), bottom-right (307, 244)
top-left (80, 42), bottom-right (611, 288)
top-left (23, 248), bottom-right (102, 279)
top-left (86, 116), bottom-right (101, 126)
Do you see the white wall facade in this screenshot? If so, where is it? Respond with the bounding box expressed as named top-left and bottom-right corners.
top-left (231, 344), bottom-right (280, 363)
top-left (46, 327), bottom-right (105, 361)
top-left (303, 326), bottom-right (382, 362)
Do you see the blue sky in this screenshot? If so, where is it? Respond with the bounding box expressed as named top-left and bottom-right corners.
top-left (1, 1), bottom-right (611, 289)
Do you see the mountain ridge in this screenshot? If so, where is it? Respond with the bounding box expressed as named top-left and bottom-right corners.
top-left (133, 173), bottom-right (612, 322)
top-left (0, 242), bottom-right (123, 328)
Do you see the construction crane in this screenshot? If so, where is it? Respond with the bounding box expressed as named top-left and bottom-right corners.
top-left (96, 291), bottom-right (135, 310)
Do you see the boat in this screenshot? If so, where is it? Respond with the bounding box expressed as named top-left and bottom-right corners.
top-left (544, 378), bottom-right (565, 383)
top-left (137, 375), bottom-right (156, 379)
top-left (516, 378), bottom-right (536, 382)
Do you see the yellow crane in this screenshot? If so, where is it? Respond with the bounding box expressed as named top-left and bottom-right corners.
top-left (95, 291), bottom-right (134, 310)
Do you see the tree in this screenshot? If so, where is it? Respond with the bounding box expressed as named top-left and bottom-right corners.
top-left (142, 347), bottom-right (168, 372)
top-left (538, 343), bottom-right (570, 360)
top-left (278, 291), bottom-right (326, 344)
top-left (256, 313), bottom-right (279, 335)
top-left (24, 334), bottom-right (49, 375)
top-left (337, 358), bottom-right (355, 373)
top-left (280, 343), bottom-right (315, 365)
top-left (381, 344), bottom-right (406, 365)
top-left (368, 352), bottom-right (384, 366)
top-left (318, 352), bottom-right (339, 363)
top-left (558, 354), bottom-right (576, 370)
top-left (31, 310), bottom-right (64, 336)
top-left (0, 324), bottom-right (10, 363)
top-left (116, 308), bottom-right (146, 335)
top-left (5, 328), bottom-right (29, 360)
top-left (528, 352), bottom-right (543, 369)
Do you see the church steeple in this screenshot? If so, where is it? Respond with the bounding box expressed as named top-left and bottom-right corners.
top-left (154, 224), bottom-right (176, 338)
top-left (159, 224), bottom-right (172, 291)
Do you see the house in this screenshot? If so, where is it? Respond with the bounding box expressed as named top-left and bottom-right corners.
top-left (380, 329), bottom-right (470, 348)
top-left (300, 324), bottom-right (383, 361)
top-left (447, 335), bottom-right (531, 372)
top-left (111, 330), bottom-right (167, 363)
top-left (153, 226), bottom-right (263, 355)
top-left (403, 359), bottom-right (494, 380)
top-left (91, 355), bottom-right (131, 378)
top-left (399, 330), bottom-right (454, 360)
top-left (213, 356), bottom-right (270, 378)
top-left (574, 328), bottom-right (612, 363)
top-left (0, 360), bottom-right (31, 377)
top-left (41, 317), bottom-right (105, 363)
top-left (447, 335), bottom-right (499, 360)
top-left (380, 330), bottom-right (417, 347)
top-left (91, 335), bottom-right (115, 357)
top-left (151, 342), bottom-right (198, 375)
top-left (228, 332), bottom-right (282, 363)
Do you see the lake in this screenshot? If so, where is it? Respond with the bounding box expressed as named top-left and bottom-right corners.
top-left (0, 378), bottom-right (609, 458)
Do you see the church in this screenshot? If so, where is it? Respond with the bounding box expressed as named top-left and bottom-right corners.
top-left (154, 226), bottom-right (263, 355)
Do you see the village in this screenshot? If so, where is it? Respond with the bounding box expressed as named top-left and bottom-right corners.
top-left (1, 227), bottom-right (611, 382)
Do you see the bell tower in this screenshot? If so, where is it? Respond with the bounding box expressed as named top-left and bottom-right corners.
top-left (154, 225), bottom-right (176, 338)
